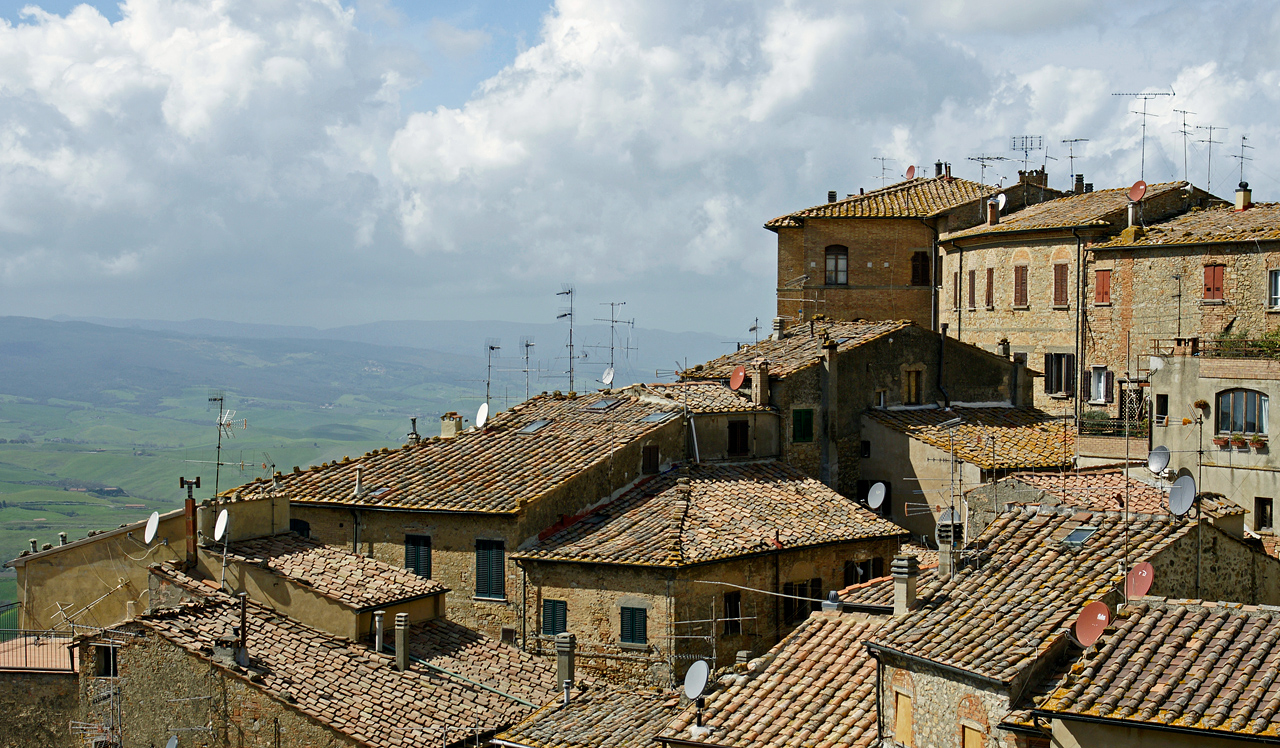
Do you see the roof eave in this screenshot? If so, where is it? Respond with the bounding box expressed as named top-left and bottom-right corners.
top-left (1031, 710), bottom-right (1280, 744)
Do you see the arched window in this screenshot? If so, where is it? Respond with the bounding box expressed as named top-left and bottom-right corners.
top-left (1217, 389), bottom-right (1269, 434)
top-left (825, 246), bottom-right (848, 285)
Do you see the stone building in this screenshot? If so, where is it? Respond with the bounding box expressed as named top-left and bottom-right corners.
top-left (494, 685), bottom-right (678, 748)
top-left (512, 462), bottom-right (906, 682)
top-left (621, 381), bottom-right (781, 461)
top-left (768, 166), bottom-right (1062, 329)
top-left (682, 319), bottom-right (1034, 499)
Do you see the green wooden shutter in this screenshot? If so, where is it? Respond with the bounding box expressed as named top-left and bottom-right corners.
top-left (489, 541), bottom-right (505, 598)
top-left (543, 600), bottom-right (567, 635)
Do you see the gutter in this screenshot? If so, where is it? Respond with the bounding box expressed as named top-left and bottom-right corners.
top-left (1030, 710), bottom-right (1280, 745)
top-left (865, 642), bottom-right (1008, 690)
top-left (354, 589), bottom-right (450, 614)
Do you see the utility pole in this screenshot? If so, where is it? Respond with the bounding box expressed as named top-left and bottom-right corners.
top-left (1196, 124), bottom-right (1225, 191)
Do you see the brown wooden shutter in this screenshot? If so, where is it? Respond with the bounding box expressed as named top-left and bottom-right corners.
top-left (1095, 269), bottom-right (1111, 303)
top-left (1105, 371), bottom-right (1115, 403)
top-left (1204, 265), bottom-right (1224, 300)
top-left (953, 271), bottom-right (960, 310)
top-left (968, 269), bottom-right (976, 309)
top-left (1014, 266), bottom-right (1028, 306)
top-left (1053, 264), bottom-right (1068, 306)
top-left (1043, 353), bottom-right (1054, 394)
top-left (985, 268), bottom-right (994, 308)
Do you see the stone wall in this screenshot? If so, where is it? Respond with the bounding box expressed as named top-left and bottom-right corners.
top-left (0, 670), bottom-right (77, 748)
top-left (1151, 520), bottom-right (1280, 606)
top-left (881, 661), bottom-right (1021, 748)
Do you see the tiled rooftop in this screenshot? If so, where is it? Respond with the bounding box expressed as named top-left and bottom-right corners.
top-left (838, 542), bottom-right (940, 609)
top-left (1040, 599), bottom-right (1280, 739)
top-left (236, 392), bottom-right (678, 513)
top-left (992, 471), bottom-right (1246, 518)
top-left (140, 567), bottom-right (558, 745)
top-left (658, 611), bottom-right (881, 747)
top-left (765, 176), bottom-right (997, 228)
top-left (945, 181), bottom-right (1189, 241)
top-left (514, 462), bottom-right (907, 568)
top-left (628, 382), bottom-right (772, 414)
top-left (683, 320), bottom-right (912, 380)
top-left (1095, 202), bottom-right (1280, 247)
top-left (224, 532), bottom-right (447, 610)
top-left (495, 686), bottom-right (678, 748)
top-left (865, 406), bottom-right (1073, 470)
top-left (871, 508), bottom-right (1195, 684)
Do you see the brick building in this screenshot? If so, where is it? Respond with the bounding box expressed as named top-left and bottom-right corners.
top-left (768, 166), bottom-right (1062, 329)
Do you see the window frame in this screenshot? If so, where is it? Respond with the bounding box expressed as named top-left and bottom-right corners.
top-left (1204, 264), bottom-right (1225, 301)
top-left (1270, 269), bottom-right (1280, 308)
top-left (404, 534), bottom-right (431, 578)
top-left (723, 592), bottom-right (742, 635)
top-left (620, 606), bottom-right (647, 645)
top-left (1216, 389), bottom-right (1269, 435)
top-left (1042, 353), bottom-right (1076, 397)
top-left (910, 251), bottom-right (931, 287)
top-left (475, 539), bottom-right (506, 600)
top-left (792, 408), bottom-right (815, 443)
top-left (1095, 269), bottom-right (1112, 305)
top-left (1013, 265), bottom-right (1029, 308)
top-left (727, 419), bottom-right (750, 456)
top-left (953, 271), bottom-right (961, 310)
top-left (825, 246), bottom-right (849, 286)
top-left (1256, 497), bottom-right (1274, 533)
top-left (904, 369), bottom-right (923, 405)
top-left (542, 599), bottom-right (567, 636)
top-left (642, 444), bottom-right (660, 474)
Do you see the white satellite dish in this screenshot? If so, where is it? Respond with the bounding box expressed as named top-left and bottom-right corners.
top-left (684, 659), bottom-right (709, 700)
top-left (867, 482), bottom-right (886, 510)
top-left (1169, 475), bottom-right (1197, 516)
top-left (602, 367), bottom-right (615, 386)
top-left (143, 511), bottom-right (160, 544)
top-left (476, 402), bottom-right (489, 429)
top-left (996, 193), bottom-right (1007, 211)
top-left (1147, 445), bottom-right (1171, 474)
top-left (166, 737), bottom-right (179, 748)
top-left (213, 508), bottom-right (229, 542)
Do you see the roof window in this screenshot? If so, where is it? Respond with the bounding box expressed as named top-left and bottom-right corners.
top-left (518, 419), bottom-right (553, 434)
top-left (584, 398), bottom-right (621, 411)
top-left (370, 487), bottom-right (391, 497)
top-left (639, 412), bottom-right (677, 423)
top-left (1063, 526), bottom-right (1097, 548)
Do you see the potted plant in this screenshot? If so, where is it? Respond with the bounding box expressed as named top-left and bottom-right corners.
top-left (1250, 434), bottom-right (1268, 450)
top-left (1213, 434), bottom-right (1231, 448)
top-left (1231, 433), bottom-right (1249, 448)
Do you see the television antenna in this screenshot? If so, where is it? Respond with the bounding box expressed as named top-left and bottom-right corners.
top-left (1009, 136), bottom-right (1044, 172)
top-left (556, 284), bottom-right (577, 393)
top-left (1061, 139), bottom-right (1089, 185)
top-left (748, 317), bottom-right (760, 344)
top-left (484, 338), bottom-right (501, 407)
top-left (521, 337), bottom-right (535, 402)
top-left (1171, 110), bottom-right (1195, 182)
top-left (967, 155), bottom-right (1009, 184)
top-left (207, 393), bottom-right (248, 499)
top-left (1112, 90), bottom-right (1174, 181)
top-left (1196, 124), bottom-right (1225, 190)
top-left (593, 302), bottom-right (637, 379)
top-left (872, 156), bottom-right (896, 187)
top-left (1230, 134), bottom-right (1254, 186)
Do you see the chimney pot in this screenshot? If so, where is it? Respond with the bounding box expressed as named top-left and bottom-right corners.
top-left (1236, 182), bottom-right (1252, 211)
top-left (752, 360), bottom-right (770, 407)
top-left (394, 612), bottom-right (409, 671)
top-left (374, 610), bottom-right (385, 653)
top-left (892, 554), bottom-right (919, 616)
top-left (1074, 174), bottom-right (1085, 194)
top-left (944, 162), bottom-right (951, 179)
top-left (935, 161), bottom-right (944, 177)
top-left (939, 542), bottom-right (954, 577)
top-left (859, 187), bottom-right (865, 195)
top-left (821, 590), bottom-right (842, 614)
top-left (827, 190), bottom-right (837, 203)
top-left (28, 539), bottom-right (36, 553)
top-left (987, 199), bottom-right (1000, 226)
top-left (440, 412), bottom-right (463, 439)
top-left (735, 650), bottom-right (752, 665)
top-left (1084, 182), bottom-right (1093, 193)
top-left (555, 632), bottom-right (576, 686)
top-left (354, 465), bottom-right (364, 497)
top-left (58, 532), bottom-right (67, 546)
top-left (1127, 201), bottom-right (1139, 228)
top-left (770, 317), bottom-right (785, 341)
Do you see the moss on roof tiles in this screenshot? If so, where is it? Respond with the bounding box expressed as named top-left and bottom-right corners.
top-left (946, 181), bottom-right (1190, 241)
top-left (1094, 202), bottom-right (1280, 247)
top-left (866, 406), bottom-right (1073, 470)
top-left (765, 176), bottom-right (998, 227)
top-left (685, 320), bottom-right (912, 380)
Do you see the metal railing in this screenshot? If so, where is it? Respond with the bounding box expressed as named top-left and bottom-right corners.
top-left (1151, 337), bottom-right (1280, 360)
top-left (1078, 417), bottom-right (1149, 438)
top-left (0, 629), bottom-right (77, 671)
top-left (0, 602), bottom-right (19, 629)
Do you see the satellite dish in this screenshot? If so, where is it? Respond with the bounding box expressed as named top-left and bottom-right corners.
top-left (1147, 445), bottom-right (1171, 474)
top-left (867, 482), bottom-right (886, 510)
top-left (166, 737), bottom-right (179, 748)
top-left (476, 402), bottom-right (489, 429)
top-left (143, 512), bottom-right (160, 544)
top-left (684, 660), bottom-right (709, 700)
top-left (996, 193), bottom-right (1007, 211)
top-left (1129, 180), bottom-right (1148, 202)
top-left (602, 367), bottom-right (615, 386)
top-left (1126, 562), bottom-right (1155, 598)
top-left (729, 365), bottom-right (747, 392)
top-left (1074, 601), bottom-right (1110, 647)
top-left (1169, 475), bottom-right (1197, 516)
top-left (213, 509), bottom-right (229, 542)
top-left (906, 165), bottom-right (916, 180)
top-left (938, 508), bottom-right (960, 525)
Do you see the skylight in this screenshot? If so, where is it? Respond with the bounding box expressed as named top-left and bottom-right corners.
top-left (1063, 526), bottom-right (1097, 547)
top-left (518, 419), bottom-right (553, 434)
top-left (640, 412), bottom-right (677, 423)
top-left (584, 398), bottom-right (621, 411)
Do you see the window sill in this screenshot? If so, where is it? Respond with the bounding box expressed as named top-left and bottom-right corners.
top-left (1202, 299), bottom-right (1226, 306)
top-left (1094, 302), bottom-right (1112, 307)
top-left (985, 305), bottom-right (995, 311)
top-left (1088, 399), bottom-right (1108, 406)
top-left (1048, 393), bottom-right (1072, 400)
top-left (1011, 305), bottom-right (1030, 311)
top-left (619, 642), bottom-right (650, 651)
top-left (473, 596), bottom-right (510, 604)
top-left (1267, 308), bottom-right (1280, 314)
top-left (1052, 305), bottom-right (1070, 310)
top-left (966, 307), bottom-right (977, 312)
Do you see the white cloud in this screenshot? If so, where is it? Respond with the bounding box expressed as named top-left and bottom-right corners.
top-left (427, 19), bottom-right (491, 59)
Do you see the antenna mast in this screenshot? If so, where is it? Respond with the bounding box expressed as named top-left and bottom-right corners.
top-left (1171, 109), bottom-right (1195, 183)
top-left (1061, 138), bottom-right (1089, 185)
top-left (1196, 124), bottom-right (1225, 190)
top-left (1230, 134), bottom-right (1254, 185)
top-left (520, 337), bottom-right (535, 402)
top-left (872, 157), bottom-right (895, 187)
top-left (1111, 90), bottom-right (1174, 181)
top-left (594, 302), bottom-right (629, 373)
top-left (1009, 136), bottom-right (1044, 172)
top-left (206, 393), bottom-right (245, 498)
top-left (484, 339), bottom-right (501, 407)
top-left (966, 155), bottom-right (1009, 184)
top-left (556, 284), bottom-right (576, 393)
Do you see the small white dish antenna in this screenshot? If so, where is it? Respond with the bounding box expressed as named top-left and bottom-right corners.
top-left (867, 482), bottom-right (886, 510)
top-left (213, 508), bottom-right (229, 542)
top-left (1147, 445), bottom-right (1171, 474)
top-left (476, 402), bottom-right (490, 429)
top-left (166, 737), bottom-right (179, 748)
top-left (602, 367), bottom-right (615, 386)
top-left (684, 659), bottom-right (709, 700)
top-left (996, 193), bottom-right (1007, 211)
top-left (143, 511), bottom-right (160, 544)
top-left (1169, 475), bottom-right (1197, 516)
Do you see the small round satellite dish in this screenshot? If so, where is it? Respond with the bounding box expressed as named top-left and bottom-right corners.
top-left (938, 508), bottom-right (960, 525)
top-left (729, 365), bottom-right (747, 392)
top-left (213, 509), bottom-right (229, 542)
top-left (996, 193), bottom-right (1007, 211)
top-left (476, 402), bottom-right (489, 429)
top-left (143, 511), bottom-right (160, 544)
top-left (1126, 561), bottom-right (1155, 598)
top-left (1129, 180), bottom-right (1148, 202)
top-left (684, 660), bottom-right (709, 700)
top-left (1075, 601), bottom-right (1110, 647)
top-left (1147, 445), bottom-right (1171, 474)
top-left (166, 737), bottom-right (179, 748)
top-left (602, 367), bottom-right (615, 386)
top-left (1169, 475), bottom-right (1197, 516)
top-left (867, 482), bottom-right (886, 510)
top-left (906, 165), bottom-right (916, 180)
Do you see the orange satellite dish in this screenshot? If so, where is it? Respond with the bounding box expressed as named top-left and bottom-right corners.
top-left (1128, 180), bottom-right (1148, 202)
top-left (906, 165), bottom-right (916, 180)
top-left (729, 365), bottom-right (747, 391)
top-left (1074, 601), bottom-right (1111, 647)
top-left (1126, 562), bottom-right (1154, 598)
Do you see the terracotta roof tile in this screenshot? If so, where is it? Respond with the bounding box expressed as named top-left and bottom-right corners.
top-left (765, 177), bottom-right (998, 227)
top-left (629, 382), bottom-right (771, 414)
top-left (946, 182), bottom-right (1191, 241)
top-left (1095, 202), bottom-right (1280, 248)
top-left (224, 532), bottom-right (447, 610)
top-left (866, 407), bottom-right (1073, 470)
top-left (684, 320), bottom-right (912, 380)
top-left (987, 471), bottom-right (1246, 518)
top-left (658, 611), bottom-right (881, 747)
top-left (496, 686), bottom-right (678, 748)
top-left (1040, 599), bottom-right (1280, 739)
top-left (514, 463), bottom-right (907, 568)
top-left (837, 543), bottom-right (939, 608)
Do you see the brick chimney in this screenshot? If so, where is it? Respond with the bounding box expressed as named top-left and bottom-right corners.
top-left (892, 554), bottom-right (919, 616)
top-left (987, 199), bottom-right (1000, 226)
top-left (440, 412), bottom-right (463, 439)
top-left (944, 162), bottom-right (952, 180)
top-left (770, 317), bottom-right (784, 341)
top-left (1236, 182), bottom-right (1252, 211)
top-left (1074, 174), bottom-right (1085, 194)
top-left (752, 360), bottom-right (770, 407)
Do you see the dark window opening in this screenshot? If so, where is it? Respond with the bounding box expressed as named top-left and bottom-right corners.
top-left (642, 444), bottom-right (660, 474)
top-left (1155, 394), bottom-right (1169, 426)
top-left (475, 539), bottom-right (505, 599)
top-left (953, 271), bottom-right (961, 310)
top-left (1043, 353), bottom-right (1076, 396)
top-left (620, 607), bottom-right (647, 644)
top-left (825, 246), bottom-right (848, 285)
top-left (860, 440), bottom-right (871, 458)
top-left (905, 370), bottom-right (923, 405)
top-left (289, 518), bottom-right (311, 538)
top-left (792, 409), bottom-right (814, 443)
top-left (542, 599), bottom-right (567, 636)
top-left (723, 592), bottom-right (742, 635)
top-left (782, 578), bottom-right (823, 624)
top-left (910, 252), bottom-right (931, 286)
top-left (1257, 498), bottom-right (1274, 533)
top-left (501, 627), bottom-right (517, 645)
top-left (94, 645), bottom-right (118, 678)
top-left (728, 420), bottom-right (750, 456)
top-left (405, 534), bottom-right (431, 578)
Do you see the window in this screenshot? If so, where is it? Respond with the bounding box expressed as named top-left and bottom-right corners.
top-left (518, 419), bottom-right (553, 434)
top-left (910, 252), bottom-right (930, 286)
top-left (1095, 269), bottom-right (1112, 304)
top-left (967, 269), bottom-right (976, 310)
top-left (290, 518), bottom-right (311, 538)
top-left (620, 607), bottom-right (647, 644)
top-left (985, 268), bottom-right (994, 309)
top-left (1204, 264), bottom-right (1225, 300)
top-left (963, 726), bottom-right (984, 748)
top-left (782, 578), bottom-right (822, 624)
top-left (792, 409), bottom-right (814, 442)
top-left (1053, 263), bottom-right (1069, 307)
top-left (1086, 366), bottom-right (1113, 404)
top-left (723, 592), bottom-right (742, 635)
top-left (642, 444), bottom-right (660, 474)
top-left (904, 370), bottom-right (923, 405)
top-left (1270, 269), bottom-right (1280, 308)
top-left (640, 411), bottom-right (677, 423)
top-left (1155, 394), bottom-right (1169, 426)
top-left (844, 558), bottom-right (883, 587)
top-left (584, 398), bottom-right (620, 411)
top-left (1013, 265), bottom-right (1028, 307)
top-left (825, 246), bottom-right (848, 285)
top-left (875, 390), bottom-right (886, 408)
top-left (404, 535), bottom-right (431, 578)
top-left (728, 420), bottom-right (750, 455)
top-left (1256, 498), bottom-right (1274, 532)
top-left (894, 692), bottom-right (913, 746)
top-left (542, 599), bottom-right (567, 636)
top-left (475, 539), bottom-right (505, 599)
top-left (861, 440), bottom-right (871, 458)
top-left (1042, 353), bottom-right (1076, 396)
top-left (1217, 389), bottom-right (1269, 434)
top-left (1063, 526), bottom-right (1097, 547)
top-left (952, 271), bottom-right (961, 310)
top-left (94, 645), bottom-right (118, 678)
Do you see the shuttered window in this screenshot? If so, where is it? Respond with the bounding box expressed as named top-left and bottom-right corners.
top-left (475, 539), bottom-right (505, 599)
top-left (792, 409), bottom-right (814, 442)
top-left (1043, 353), bottom-right (1076, 396)
top-left (910, 252), bottom-right (930, 286)
top-left (967, 269), bottom-right (976, 310)
top-left (895, 692), bottom-right (913, 745)
top-left (1053, 264), bottom-right (1069, 306)
top-left (620, 607), bottom-right (647, 644)
top-left (1095, 269), bottom-right (1111, 303)
top-left (1013, 266), bottom-right (1028, 307)
top-left (404, 535), bottom-right (431, 578)
top-left (963, 726), bottom-right (983, 748)
top-left (1204, 264), bottom-right (1225, 300)
top-left (953, 271), bottom-right (961, 310)
top-left (985, 268), bottom-right (994, 308)
top-left (542, 599), bottom-right (567, 636)
top-left (642, 444), bottom-right (659, 474)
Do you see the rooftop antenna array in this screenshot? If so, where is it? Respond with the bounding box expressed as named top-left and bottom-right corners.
top-left (1171, 110), bottom-right (1195, 183)
top-left (1230, 134), bottom-right (1254, 186)
top-left (1061, 139), bottom-right (1089, 184)
top-left (749, 318), bottom-right (760, 344)
top-left (484, 338), bottom-right (501, 407)
top-left (207, 392), bottom-right (248, 499)
top-left (592, 301), bottom-right (637, 381)
top-left (1196, 124), bottom-right (1226, 190)
top-left (967, 155), bottom-right (1009, 184)
top-left (1111, 90), bottom-right (1174, 181)
top-left (556, 284), bottom-right (576, 393)
top-left (1009, 136), bottom-right (1044, 172)
top-left (872, 156), bottom-right (896, 187)
top-left (520, 337), bottom-right (535, 402)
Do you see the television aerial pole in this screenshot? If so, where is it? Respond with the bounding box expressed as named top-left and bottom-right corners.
top-left (1112, 90), bottom-right (1174, 181)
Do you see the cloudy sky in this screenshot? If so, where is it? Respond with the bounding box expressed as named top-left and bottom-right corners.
top-left (0, 0), bottom-right (1275, 335)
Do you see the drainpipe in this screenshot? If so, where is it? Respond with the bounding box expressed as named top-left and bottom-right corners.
top-left (350, 508), bottom-right (360, 554)
top-left (938, 324), bottom-right (951, 408)
top-left (872, 650), bottom-right (884, 745)
top-left (1072, 228), bottom-right (1084, 426)
top-left (820, 339), bottom-right (839, 489)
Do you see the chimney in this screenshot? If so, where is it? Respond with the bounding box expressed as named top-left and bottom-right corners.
top-left (407, 417), bottom-right (420, 445)
top-left (987, 199), bottom-right (1000, 226)
top-left (998, 339), bottom-right (1011, 359)
top-left (185, 494), bottom-right (196, 568)
top-left (828, 190), bottom-right (837, 203)
top-left (440, 412), bottom-right (463, 439)
top-left (1084, 182), bottom-right (1093, 193)
top-left (374, 610), bottom-right (385, 653)
top-left (944, 162), bottom-right (952, 180)
top-left (1236, 181), bottom-right (1252, 211)
top-left (859, 187), bottom-right (865, 195)
top-left (126, 600), bottom-right (137, 619)
top-left (28, 539), bottom-right (36, 553)
top-left (237, 592), bottom-right (249, 666)
top-left (354, 465), bottom-right (364, 497)
top-left (935, 161), bottom-right (944, 177)
top-left (1127, 201), bottom-right (1138, 228)
top-left (555, 632), bottom-right (576, 686)
top-left (821, 590), bottom-right (842, 614)
top-left (892, 554), bottom-right (919, 616)
top-left (394, 612), bottom-right (409, 671)
top-left (58, 532), bottom-right (67, 546)
top-left (770, 317), bottom-right (784, 341)
top-left (1074, 174), bottom-right (1085, 194)
top-left (735, 650), bottom-right (751, 665)
top-left (752, 360), bottom-right (770, 407)
top-left (939, 542), bottom-right (953, 578)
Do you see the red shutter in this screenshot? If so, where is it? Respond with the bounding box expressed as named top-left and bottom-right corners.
top-left (1205, 265), bottom-right (1224, 300)
top-left (1014, 266), bottom-right (1028, 307)
top-left (1053, 264), bottom-right (1068, 306)
top-left (1095, 270), bottom-right (1111, 304)
top-left (968, 270), bottom-right (976, 309)
top-left (986, 268), bottom-right (994, 308)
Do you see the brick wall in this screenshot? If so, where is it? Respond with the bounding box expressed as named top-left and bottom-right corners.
top-left (1199, 357), bottom-right (1280, 380)
top-left (0, 670), bottom-right (76, 748)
